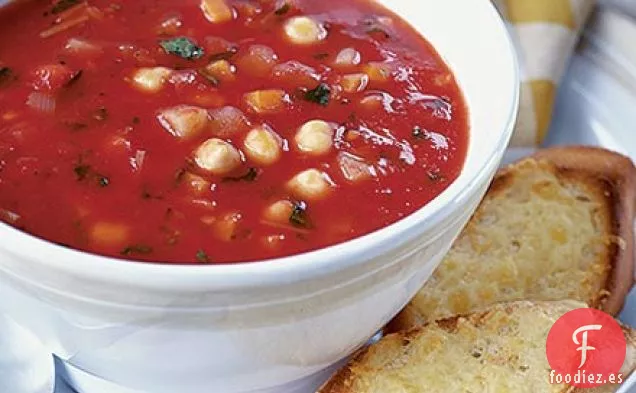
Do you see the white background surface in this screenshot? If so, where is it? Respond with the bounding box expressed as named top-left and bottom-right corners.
top-left (41, 1), bottom-right (636, 392)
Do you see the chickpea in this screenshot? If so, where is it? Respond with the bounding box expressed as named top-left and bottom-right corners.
top-left (263, 200), bottom-right (294, 224)
top-left (244, 89), bottom-right (288, 114)
top-left (194, 138), bottom-right (242, 175)
top-left (200, 0), bottom-right (235, 23)
top-left (131, 67), bottom-right (172, 93)
top-left (339, 73), bottom-right (369, 93)
top-left (363, 62), bottom-right (392, 82)
top-left (157, 105), bottom-right (210, 139)
top-left (90, 222), bottom-right (129, 247)
top-left (295, 120), bottom-right (334, 155)
top-left (287, 169), bottom-right (334, 200)
top-left (200, 59), bottom-right (236, 83)
top-left (243, 126), bottom-right (283, 166)
top-left (284, 16), bottom-right (327, 45)
top-left (334, 48), bottom-right (361, 66)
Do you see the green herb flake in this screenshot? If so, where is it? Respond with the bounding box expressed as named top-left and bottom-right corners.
top-left (98, 176), bottom-right (110, 187)
top-left (274, 2), bottom-right (291, 15)
top-left (66, 122), bottom-right (88, 132)
top-left (160, 37), bottom-right (205, 60)
top-left (289, 201), bottom-right (311, 228)
top-left (0, 67), bottom-right (13, 87)
top-left (51, 0), bottom-right (80, 14)
top-left (196, 249), bottom-right (210, 263)
top-left (73, 164), bottom-right (91, 181)
top-left (412, 126), bottom-right (428, 140)
top-left (121, 244), bottom-right (153, 256)
top-left (93, 107), bottom-right (108, 121)
top-left (304, 83), bottom-right (331, 106)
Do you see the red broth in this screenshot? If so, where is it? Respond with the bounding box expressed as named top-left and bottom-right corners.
top-left (0, 0), bottom-right (468, 264)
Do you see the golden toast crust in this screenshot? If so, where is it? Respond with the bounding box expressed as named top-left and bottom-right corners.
top-left (390, 147), bottom-right (636, 333)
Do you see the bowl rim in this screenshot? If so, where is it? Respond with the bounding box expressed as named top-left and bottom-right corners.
top-left (0, 0), bottom-right (520, 290)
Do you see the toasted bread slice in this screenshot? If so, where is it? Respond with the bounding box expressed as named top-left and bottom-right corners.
top-left (318, 301), bottom-right (636, 393)
top-left (390, 147), bottom-right (636, 332)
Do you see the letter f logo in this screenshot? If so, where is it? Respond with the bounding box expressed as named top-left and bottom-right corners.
top-left (572, 325), bottom-right (603, 369)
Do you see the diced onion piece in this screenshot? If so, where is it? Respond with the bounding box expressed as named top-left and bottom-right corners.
top-left (339, 73), bottom-right (369, 93)
top-left (244, 89), bottom-right (288, 114)
top-left (263, 200), bottom-right (294, 224)
top-left (201, 59), bottom-right (236, 83)
top-left (214, 211), bottom-right (242, 241)
top-left (158, 105), bottom-right (209, 139)
top-left (189, 91), bottom-right (226, 107)
top-left (0, 209), bottom-right (21, 224)
top-left (64, 38), bottom-right (102, 56)
top-left (157, 16), bottom-right (183, 35)
top-left (200, 0), bottom-right (235, 23)
top-left (243, 125), bottom-right (282, 166)
top-left (434, 73), bottom-right (452, 86)
top-left (194, 138), bottom-right (242, 175)
top-left (131, 150), bottom-right (147, 172)
top-left (334, 48), bottom-right (361, 66)
top-left (363, 62), bottom-right (392, 82)
top-left (209, 106), bottom-right (251, 137)
top-left (234, 1), bottom-right (262, 17)
top-left (90, 222), bottom-right (130, 247)
top-left (183, 172), bottom-right (211, 195)
top-left (236, 45), bottom-right (278, 77)
top-left (131, 67), bottom-right (173, 93)
top-left (287, 169), bottom-right (334, 200)
top-left (272, 61), bottom-right (319, 87)
top-left (26, 92), bottom-right (56, 114)
top-left (284, 16), bottom-right (327, 45)
top-left (338, 152), bottom-right (375, 183)
top-left (262, 234), bottom-right (286, 250)
top-left (295, 120), bottom-right (334, 156)
top-left (203, 36), bottom-right (237, 56)
top-left (359, 93), bottom-right (384, 112)
top-left (31, 64), bottom-right (75, 92)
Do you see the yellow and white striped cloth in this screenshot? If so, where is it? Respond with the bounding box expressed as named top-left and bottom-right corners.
top-left (493, 0), bottom-right (596, 147)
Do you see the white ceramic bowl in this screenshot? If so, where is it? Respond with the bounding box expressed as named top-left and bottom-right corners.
top-left (0, 0), bottom-right (519, 392)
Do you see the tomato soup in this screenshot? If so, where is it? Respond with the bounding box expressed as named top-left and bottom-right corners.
top-left (0, 0), bottom-right (468, 264)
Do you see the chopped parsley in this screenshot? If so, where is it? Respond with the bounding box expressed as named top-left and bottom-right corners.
top-left (0, 67), bottom-right (14, 87)
top-left (196, 249), bottom-right (210, 263)
top-left (51, 0), bottom-right (80, 14)
top-left (73, 162), bottom-right (110, 187)
top-left (121, 244), bottom-right (153, 256)
top-left (304, 83), bottom-right (331, 106)
top-left (160, 37), bottom-right (205, 60)
top-left (73, 164), bottom-right (91, 181)
top-left (274, 2), bottom-right (291, 15)
top-left (98, 176), bottom-right (110, 187)
top-left (93, 107), bottom-right (108, 121)
top-left (427, 169), bottom-right (443, 183)
top-left (65, 121), bottom-right (88, 132)
top-left (289, 201), bottom-right (311, 228)
top-left (412, 126), bottom-right (429, 140)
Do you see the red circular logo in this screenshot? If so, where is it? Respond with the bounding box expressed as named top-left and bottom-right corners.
top-left (546, 308), bottom-right (626, 388)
